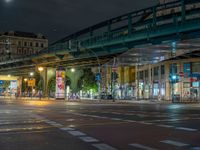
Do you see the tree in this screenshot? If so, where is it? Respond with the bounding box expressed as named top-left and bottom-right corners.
top-left (78, 68), bottom-right (98, 93)
top-left (48, 76), bottom-right (56, 93)
top-left (32, 72), bottom-right (44, 91)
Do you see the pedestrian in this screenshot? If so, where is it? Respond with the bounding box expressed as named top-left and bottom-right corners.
top-left (39, 90), bottom-right (42, 100)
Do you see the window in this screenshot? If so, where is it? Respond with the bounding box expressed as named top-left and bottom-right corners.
top-left (41, 43), bottom-right (44, 48)
top-left (139, 71), bottom-right (143, 80)
top-left (30, 42), bottom-right (33, 47)
top-left (145, 70), bottom-right (148, 78)
top-left (192, 62), bottom-right (200, 73)
top-left (153, 66), bottom-right (159, 76)
top-left (24, 42), bottom-right (27, 47)
top-left (18, 41), bottom-right (21, 46)
top-left (161, 65), bottom-right (165, 75)
top-left (170, 63), bottom-right (177, 74)
top-left (36, 43), bottom-right (38, 47)
top-left (183, 63), bottom-right (191, 75)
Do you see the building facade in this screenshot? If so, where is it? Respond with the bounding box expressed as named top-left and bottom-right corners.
top-left (137, 57), bottom-right (200, 102)
top-left (100, 66), bottom-right (136, 100)
top-left (0, 31), bottom-right (48, 61)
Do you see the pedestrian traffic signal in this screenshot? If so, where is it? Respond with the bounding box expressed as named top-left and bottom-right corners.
top-left (169, 74), bottom-right (180, 83)
top-left (95, 73), bottom-right (101, 81)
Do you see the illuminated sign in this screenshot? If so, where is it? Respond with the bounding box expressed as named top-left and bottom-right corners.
top-left (55, 70), bottom-right (65, 99)
top-left (28, 78), bottom-right (36, 87)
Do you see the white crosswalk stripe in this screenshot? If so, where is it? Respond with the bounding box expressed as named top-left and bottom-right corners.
top-left (79, 136), bottom-right (99, 143)
top-left (129, 143), bottom-right (157, 150)
top-left (92, 143), bottom-right (118, 150)
top-left (161, 140), bottom-right (189, 147)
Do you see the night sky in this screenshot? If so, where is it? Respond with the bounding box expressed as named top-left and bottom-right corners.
top-left (0, 0), bottom-right (157, 43)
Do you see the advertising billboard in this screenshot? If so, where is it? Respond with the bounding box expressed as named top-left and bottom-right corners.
top-left (10, 80), bottom-right (17, 95)
top-left (55, 70), bottom-right (65, 99)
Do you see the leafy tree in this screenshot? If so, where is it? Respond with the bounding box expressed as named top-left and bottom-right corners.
top-left (78, 68), bottom-right (98, 92)
top-left (28, 71), bottom-right (44, 91)
top-left (48, 76), bottom-right (56, 93)
top-left (3, 81), bottom-right (10, 89)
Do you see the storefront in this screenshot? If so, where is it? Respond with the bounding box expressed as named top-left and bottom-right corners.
top-left (138, 81), bottom-right (144, 99)
top-left (183, 82), bottom-right (191, 99)
top-left (144, 83), bottom-right (150, 99)
top-left (160, 82), bottom-right (166, 99)
top-left (153, 82), bottom-right (159, 97)
top-left (191, 81), bottom-right (200, 99)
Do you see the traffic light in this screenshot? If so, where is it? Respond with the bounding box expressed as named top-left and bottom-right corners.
top-left (95, 73), bottom-right (101, 81)
top-left (169, 74), bottom-right (180, 83)
top-left (111, 72), bottom-right (118, 81)
top-left (0, 80), bottom-right (3, 85)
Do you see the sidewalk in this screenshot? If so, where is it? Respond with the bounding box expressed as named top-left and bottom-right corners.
top-left (1, 96), bottom-right (199, 105)
top-left (80, 99), bottom-right (172, 104)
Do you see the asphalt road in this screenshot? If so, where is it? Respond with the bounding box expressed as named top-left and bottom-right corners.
top-left (0, 99), bottom-right (200, 150)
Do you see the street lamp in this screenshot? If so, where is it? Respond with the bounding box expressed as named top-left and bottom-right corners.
top-left (38, 67), bottom-right (44, 72)
top-left (29, 72), bottom-right (35, 98)
top-left (30, 72), bottom-right (34, 77)
top-left (77, 43), bottom-right (101, 99)
top-left (71, 68), bottom-right (75, 73)
top-left (38, 67), bottom-right (44, 99)
top-left (86, 49), bottom-right (101, 99)
top-left (24, 78), bottom-right (28, 96)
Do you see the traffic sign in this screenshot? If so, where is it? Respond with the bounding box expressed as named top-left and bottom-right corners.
top-left (179, 72), bottom-right (184, 77)
top-left (28, 78), bottom-right (36, 87)
top-left (112, 67), bottom-right (117, 72)
top-left (190, 77), bottom-right (198, 82)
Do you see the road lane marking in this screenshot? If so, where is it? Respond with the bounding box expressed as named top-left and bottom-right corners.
top-left (161, 140), bottom-right (189, 147)
top-left (92, 143), bottom-right (118, 150)
top-left (28, 114), bottom-right (117, 147)
top-left (176, 127), bottom-right (198, 132)
top-left (68, 130), bottom-right (86, 136)
top-left (139, 122), bottom-right (153, 125)
top-left (79, 136), bottom-right (99, 143)
top-left (50, 123), bottom-right (63, 127)
top-left (60, 127), bottom-right (75, 131)
top-left (111, 112), bottom-right (121, 115)
top-left (129, 143), bottom-right (157, 150)
top-left (95, 116), bottom-right (108, 119)
top-left (111, 118), bottom-right (122, 121)
top-left (45, 121), bottom-right (57, 124)
top-left (157, 124), bottom-right (174, 128)
top-left (191, 147), bottom-right (200, 150)
top-left (123, 119), bottom-right (136, 122)
top-left (0, 126), bottom-right (53, 132)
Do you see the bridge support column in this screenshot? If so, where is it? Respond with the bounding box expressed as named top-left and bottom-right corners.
top-left (55, 68), bottom-right (65, 100)
top-left (44, 67), bottom-right (48, 98)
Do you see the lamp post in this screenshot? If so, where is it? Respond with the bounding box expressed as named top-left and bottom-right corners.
top-left (38, 67), bottom-right (44, 99)
top-left (70, 68), bottom-right (75, 100)
top-left (74, 42), bottom-right (101, 99)
top-left (29, 72), bottom-right (34, 98)
top-left (24, 78), bottom-right (28, 97)
top-left (87, 49), bottom-right (101, 99)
